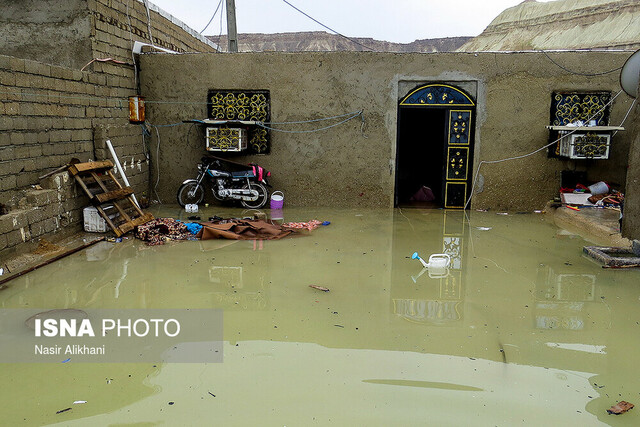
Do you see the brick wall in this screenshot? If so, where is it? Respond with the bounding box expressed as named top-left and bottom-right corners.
top-left (0, 54), bottom-right (144, 257)
top-left (90, 0), bottom-right (217, 64)
top-left (0, 0), bottom-right (215, 260)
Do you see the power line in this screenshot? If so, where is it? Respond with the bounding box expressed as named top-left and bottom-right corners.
top-left (281, 0), bottom-right (375, 52)
top-left (200, 0), bottom-right (224, 34)
top-left (540, 50), bottom-right (623, 76)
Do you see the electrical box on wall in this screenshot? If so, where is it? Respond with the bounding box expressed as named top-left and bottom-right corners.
top-left (206, 127), bottom-right (248, 152)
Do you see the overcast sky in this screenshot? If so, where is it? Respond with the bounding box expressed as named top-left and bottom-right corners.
top-left (149, 0), bottom-right (555, 44)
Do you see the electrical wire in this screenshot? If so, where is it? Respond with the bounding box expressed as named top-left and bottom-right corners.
top-left (268, 110), bottom-right (362, 125)
top-left (142, 0), bottom-right (155, 46)
top-left (613, 97), bottom-right (637, 137)
top-left (281, 0), bottom-right (375, 52)
top-left (218, 0), bottom-right (225, 52)
top-left (126, 0), bottom-right (139, 90)
top-left (464, 90), bottom-right (626, 209)
top-left (256, 111), bottom-right (363, 133)
top-left (541, 50), bottom-right (624, 76)
top-left (153, 126), bottom-right (162, 203)
top-left (200, 0), bottom-right (224, 34)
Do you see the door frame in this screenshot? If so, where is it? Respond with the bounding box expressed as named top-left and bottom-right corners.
top-left (395, 83), bottom-right (476, 209)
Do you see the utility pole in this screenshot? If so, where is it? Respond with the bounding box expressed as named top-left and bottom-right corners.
top-left (226, 0), bottom-right (238, 52)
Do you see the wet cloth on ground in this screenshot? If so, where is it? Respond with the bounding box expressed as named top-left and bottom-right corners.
top-left (197, 219), bottom-right (295, 240)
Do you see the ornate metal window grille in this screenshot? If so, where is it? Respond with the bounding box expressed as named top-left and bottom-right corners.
top-left (207, 90), bottom-right (271, 154)
top-left (550, 92), bottom-right (611, 126)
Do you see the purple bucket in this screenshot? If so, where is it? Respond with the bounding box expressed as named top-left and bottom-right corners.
top-left (270, 191), bottom-right (284, 209)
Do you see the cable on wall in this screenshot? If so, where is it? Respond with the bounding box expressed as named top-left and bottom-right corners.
top-left (540, 50), bottom-right (624, 76)
top-left (464, 90), bottom-right (628, 209)
top-left (255, 110), bottom-right (363, 133)
top-left (142, 0), bottom-right (155, 47)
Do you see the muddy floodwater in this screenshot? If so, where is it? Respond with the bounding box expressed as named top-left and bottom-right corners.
top-left (1, 207), bottom-right (639, 426)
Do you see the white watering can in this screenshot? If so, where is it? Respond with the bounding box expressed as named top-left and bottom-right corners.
top-left (411, 252), bottom-right (451, 269)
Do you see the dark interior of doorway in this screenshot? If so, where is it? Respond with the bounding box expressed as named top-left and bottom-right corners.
top-left (396, 107), bottom-right (446, 208)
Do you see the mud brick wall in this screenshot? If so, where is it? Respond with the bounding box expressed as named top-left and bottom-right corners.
top-left (0, 54), bottom-right (142, 258)
top-left (93, 124), bottom-right (149, 196)
top-left (0, 0), bottom-right (216, 260)
top-left (0, 0), bottom-right (217, 70)
top-left (90, 0), bottom-right (217, 64)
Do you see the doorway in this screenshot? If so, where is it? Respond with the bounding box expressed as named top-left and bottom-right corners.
top-left (395, 84), bottom-right (476, 209)
top-left (396, 108), bottom-right (446, 207)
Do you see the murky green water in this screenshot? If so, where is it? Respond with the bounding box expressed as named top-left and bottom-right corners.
top-left (1, 207), bottom-right (640, 426)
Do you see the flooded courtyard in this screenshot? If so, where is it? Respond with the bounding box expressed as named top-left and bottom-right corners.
top-left (1, 207), bottom-right (639, 426)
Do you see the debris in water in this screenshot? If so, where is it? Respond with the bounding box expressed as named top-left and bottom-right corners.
top-left (73, 401), bottom-right (87, 404)
top-left (334, 325), bottom-right (344, 328)
top-left (476, 227), bottom-right (492, 231)
top-left (61, 358), bottom-right (71, 363)
top-left (168, 402), bottom-right (175, 406)
top-left (607, 401), bottom-right (634, 415)
top-left (309, 285), bottom-right (330, 292)
top-left (208, 391), bottom-right (216, 397)
top-left (56, 408), bottom-right (71, 414)
top-left (33, 239), bottom-right (64, 255)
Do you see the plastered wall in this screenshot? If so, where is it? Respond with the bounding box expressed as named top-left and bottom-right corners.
top-left (138, 50), bottom-right (638, 212)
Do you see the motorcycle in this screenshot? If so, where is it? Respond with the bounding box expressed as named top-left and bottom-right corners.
top-left (177, 155), bottom-right (271, 209)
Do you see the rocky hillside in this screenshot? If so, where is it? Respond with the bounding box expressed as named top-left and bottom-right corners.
top-left (458, 0), bottom-right (640, 51)
top-left (207, 31), bottom-right (471, 53)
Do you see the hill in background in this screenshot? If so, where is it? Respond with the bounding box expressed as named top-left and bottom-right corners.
top-left (207, 31), bottom-right (472, 53)
top-left (458, 0), bottom-right (640, 51)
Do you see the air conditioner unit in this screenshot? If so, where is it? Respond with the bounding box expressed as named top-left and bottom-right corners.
top-left (558, 132), bottom-right (610, 159)
top-left (205, 127), bottom-right (248, 152)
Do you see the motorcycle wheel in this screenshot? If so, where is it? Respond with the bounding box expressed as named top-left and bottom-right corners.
top-left (240, 182), bottom-right (268, 209)
top-left (176, 182), bottom-right (205, 207)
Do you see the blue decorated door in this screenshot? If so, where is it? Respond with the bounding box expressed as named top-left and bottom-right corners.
top-left (396, 84), bottom-right (475, 209)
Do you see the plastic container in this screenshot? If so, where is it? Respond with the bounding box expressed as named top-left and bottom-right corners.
top-left (83, 205), bottom-right (115, 233)
top-left (588, 181), bottom-right (609, 196)
top-left (185, 204), bottom-right (198, 213)
top-left (270, 191), bottom-right (284, 209)
top-left (271, 208), bottom-right (284, 221)
top-left (411, 252), bottom-right (451, 269)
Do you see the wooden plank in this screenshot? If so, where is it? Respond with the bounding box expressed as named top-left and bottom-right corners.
top-left (69, 160), bottom-right (153, 237)
top-left (82, 174), bottom-right (111, 185)
top-left (119, 213), bottom-right (154, 234)
top-left (94, 187), bottom-right (134, 203)
top-left (68, 161), bottom-right (113, 176)
top-left (90, 172), bottom-right (110, 193)
top-left (95, 205), bottom-right (120, 236)
top-left (73, 175), bottom-right (94, 199)
top-left (105, 170), bottom-right (124, 189)
top-left (112, 200), bottom-right (132, 223)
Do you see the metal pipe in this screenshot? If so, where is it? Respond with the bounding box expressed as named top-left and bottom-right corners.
top-left (106, 139), bottom-right (139, 208)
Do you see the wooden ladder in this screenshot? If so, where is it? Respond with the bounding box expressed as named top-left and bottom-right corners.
top-left (68, 161), bottom-right (154, 237)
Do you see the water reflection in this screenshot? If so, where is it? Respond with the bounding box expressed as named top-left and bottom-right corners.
top-left (2, 207), bottom-right (640, 425)
top-left (392, 210), bottom-right (466, 325)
